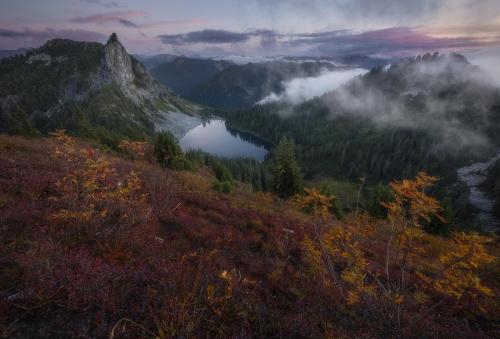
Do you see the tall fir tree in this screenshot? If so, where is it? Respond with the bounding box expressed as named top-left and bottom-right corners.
top-left (272, 136), bottom-right (303, 198)
top-left (154, 131), bottom-right (182, 168)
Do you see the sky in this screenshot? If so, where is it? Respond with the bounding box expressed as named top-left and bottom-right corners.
top-left (0, 0), bottom-right (499, 58)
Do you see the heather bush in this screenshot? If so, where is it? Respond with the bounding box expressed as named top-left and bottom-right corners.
top-left (0, 135), bottom-right (497, 338)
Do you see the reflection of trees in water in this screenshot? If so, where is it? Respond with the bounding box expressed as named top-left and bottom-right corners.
top-left (201, 115), bottom-right (218, 127)
top-left (226, 124), bottom-right (270, 150)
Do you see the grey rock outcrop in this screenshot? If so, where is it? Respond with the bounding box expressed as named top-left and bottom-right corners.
top-left (104, 39), bottom-right (134, 89)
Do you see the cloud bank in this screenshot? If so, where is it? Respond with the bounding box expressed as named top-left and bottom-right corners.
top-left (157, 26), bottom-right (500, 58)
top-left (315, 54), bottom-right (499, 151)
top-left (158, 29), bottom-right (276, 45)
top-left (70, 11), bottom-right (147, 28)
top-left (80, 0), bottom-right (120, 8)
top-left (1, 0), bottom-right (500, 56)
top-left (259, 68), bottom-right (367, 104)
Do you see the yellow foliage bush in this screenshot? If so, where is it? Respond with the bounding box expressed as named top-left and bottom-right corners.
top-left (50, 130), bottom-right (147, 253)
top-left (299, 172), bottom-right (496, 327)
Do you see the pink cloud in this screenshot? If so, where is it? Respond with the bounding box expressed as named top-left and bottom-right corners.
top-left (299, 27), bottom-right (500, 57)
top-left (142, 19), bottom-right (208, 30)
top-left (71, 10), bottom-right (147, 27)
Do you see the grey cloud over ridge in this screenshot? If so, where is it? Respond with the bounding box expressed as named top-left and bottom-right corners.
top-left (247, 0), bottom-right (498, 29)
top-left (0, 28), bottom-right (107, 49)
top-left (240, 0), bottom-right (442, 36)
top-left (0, 28), bottom-right (106, 41)
top-left (80, 0), bottom-right (120, 9)
top-left (117, 19), bottom-right (139, 28)
top-left (158, 27), bottom-right (500, 57)
top-left (158, 29), bottom-right (277, 45)
top-left (0, 29), bottom-right (28, 38)
top-left (296, 27), bottom-right (500, 56)
top-left (70, 11), bottom-right (146, 28)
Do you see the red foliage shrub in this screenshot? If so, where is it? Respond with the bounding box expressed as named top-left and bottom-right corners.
top-left (0, 134), bottom-right (498, 338)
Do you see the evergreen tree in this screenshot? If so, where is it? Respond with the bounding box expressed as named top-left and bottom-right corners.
top-left (272, 137), bottom-right (303, 198)
top-left (154, 131), bottom-right (182, 168)
top-left (367, 183), bottom-right (393, 218)
top-left (6, 108), bottom-right (39, 137)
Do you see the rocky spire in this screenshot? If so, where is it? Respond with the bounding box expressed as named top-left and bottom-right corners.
top-left (101, 32), bottom-right (170, 105)
top-left (104, 32), bottom-right (134, 87)
top-left (107, 32), bottom-right (118, 44)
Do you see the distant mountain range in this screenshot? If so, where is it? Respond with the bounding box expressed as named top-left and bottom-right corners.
top-left (0, 35), bottom-right (200, 145)
top-left (0, 48), bottom-right (29, 60)
top-left (150, 57), bottom-right (234, 99)
top-left (150, 57), bottom-right (343, 109)
top-left (282, 55), bottom-right (394, 69)
top-left (135, 53), bottom-right (178, 70)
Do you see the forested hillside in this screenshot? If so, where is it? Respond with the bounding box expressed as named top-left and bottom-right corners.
top-left (216, 54), bottom-right (500, 229)
top-left (223, 54), bottom-right (500, 180)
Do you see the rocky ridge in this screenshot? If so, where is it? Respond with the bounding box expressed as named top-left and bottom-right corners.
top-left (0, 34), bottom-right (201, 139)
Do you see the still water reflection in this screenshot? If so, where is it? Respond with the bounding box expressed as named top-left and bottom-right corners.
top-left (179, 119), bottom-right (269, 161)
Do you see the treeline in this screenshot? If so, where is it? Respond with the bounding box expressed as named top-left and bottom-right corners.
top-left (213, 97), bottom-right (488, 231)
top-left (186, 150), bottom-right (273, 192)
top-left (153, 131), bottom-right (452, 229)
top-left (153, 131), bottom-right (302, 197)
top-left (220, 102), bottom-right (462, 183)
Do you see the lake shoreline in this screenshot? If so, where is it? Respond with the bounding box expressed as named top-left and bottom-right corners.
top-left (179, 119), bottom-right (269, 161)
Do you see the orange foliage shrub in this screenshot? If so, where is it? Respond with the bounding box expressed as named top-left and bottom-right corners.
top-left (50, 130), bottom-right (147, 256)
top-left (118, 140), bottom-right (148, 160)
top-left (1, 134), bottom-right (497, 338)
top-left (300, 172), bottom-right (497, 331)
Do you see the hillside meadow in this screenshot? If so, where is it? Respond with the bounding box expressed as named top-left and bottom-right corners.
top-left (0, 133), bottom-right (498, 338)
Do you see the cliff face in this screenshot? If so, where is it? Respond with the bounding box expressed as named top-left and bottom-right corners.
top-left (104, 39), bottom-right (135, 88)
top-left (102, 38), bottom-right (161, 104)
top-left (100, 37), bottom-right (201, 135)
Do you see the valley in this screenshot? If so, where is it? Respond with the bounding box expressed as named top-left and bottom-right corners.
top-left (1, 1), bottom-right (499, 335)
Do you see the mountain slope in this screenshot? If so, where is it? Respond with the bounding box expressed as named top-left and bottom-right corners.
top-left (0, 134), bottom-right (497, 338)
top-left (190, 61), bottom-right (338, 109)
top-left (0, 35), bottom-right (200, 144)
top-left (151, 56), bottom-right (234, 98)
top-left (0, 48), bottom-right (28, 60)
top-left (148, 60), bottom-right (337, 110)
top-left (135, 53), bottom-right (178, 70)
top-left (220, 53), bottom-right (500, 228)
top-left (225, 53), bottom-right (500, 178)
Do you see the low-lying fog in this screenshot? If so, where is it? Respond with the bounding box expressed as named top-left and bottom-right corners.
top-left (258, 68), bottom-right (368, 105)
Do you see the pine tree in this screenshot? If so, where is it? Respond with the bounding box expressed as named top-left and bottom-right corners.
top-left (154, 131), bottom-right (182, 168)
top-left (272, 137), bottom-right (303, 198)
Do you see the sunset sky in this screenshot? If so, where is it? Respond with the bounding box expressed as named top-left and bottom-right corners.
top-left (1, 0), bottom-right (499, 58)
